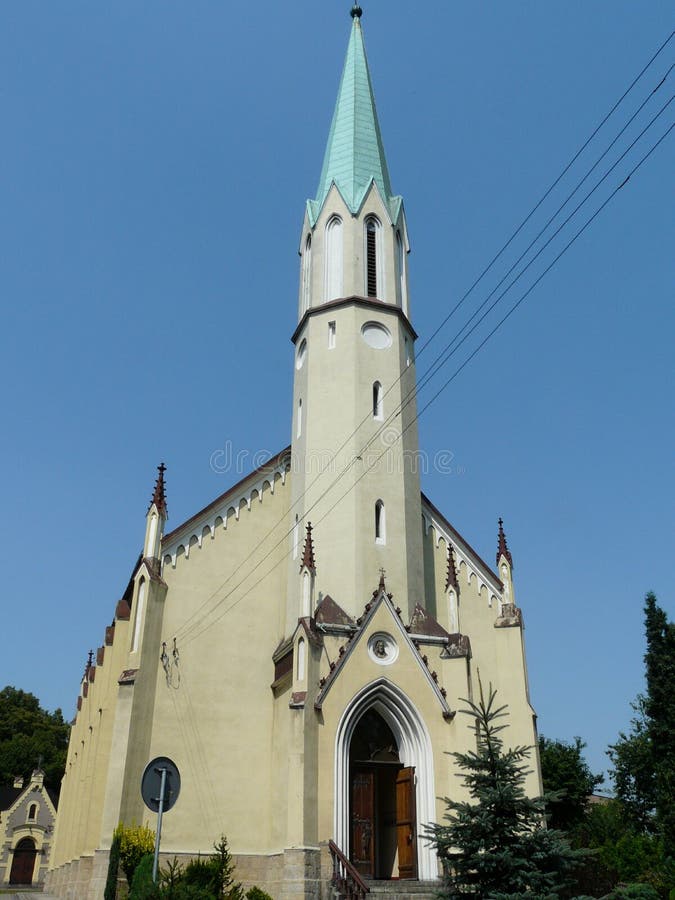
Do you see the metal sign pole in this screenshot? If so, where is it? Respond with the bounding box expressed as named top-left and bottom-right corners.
top-left (142, 755), bottom-right (180, 883)
top-left (152, 767), bottom-right (167, 883)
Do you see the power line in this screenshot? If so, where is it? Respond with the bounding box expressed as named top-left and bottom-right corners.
top-left (414, 31), bottom-right (674, 361)
top-left (383, 90), bottom-right (675, 431)
top-left (167, 33), bottom-right (674, 645)
top-left (175, 119), bottom-right (673, 649)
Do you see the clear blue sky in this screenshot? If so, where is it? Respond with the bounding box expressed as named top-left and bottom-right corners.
top-left (1, 2), bottom-right (672, 785)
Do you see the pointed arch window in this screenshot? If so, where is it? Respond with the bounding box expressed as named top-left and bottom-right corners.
top-left (365, 216), bottom-right (381, 298)
top-left (325, 215), bottom-right (343, 301)
top-left (373, 381), bottom-right (383, 420)
top-left (297, 398), bottom-right (303, 439)
top-left (375, 499), bottom-right (386, 544)
top-left (396, 229), bottom-right (407, 314)
top-left (297, 637), bottom-right (306, 680)
top-left (131, 578), bottom-right (146, 653)
top-left (301, 233), bottom-right (312, 315)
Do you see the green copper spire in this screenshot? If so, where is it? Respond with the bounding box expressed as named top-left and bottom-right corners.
top-left (308, 12), bottom-right (401, 224)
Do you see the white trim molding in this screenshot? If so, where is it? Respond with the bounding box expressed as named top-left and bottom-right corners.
top-left (333, 678), bottom-right (438, 881)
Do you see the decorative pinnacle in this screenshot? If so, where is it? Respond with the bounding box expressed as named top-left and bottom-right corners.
top-left (84, 649), bottom-right (94, 679)
top-left (350, 4), bottom-right (363, 18)
top-left (150, 463), bottom-right (167, 516)
top-left (378, 568), bottom-right (386, 591)
top-left (445, 543), bottom-right (460, 595)
top-left (497, 517), bottom-right (513, 568)
top-left (300, 522), bottom-right (316, 573)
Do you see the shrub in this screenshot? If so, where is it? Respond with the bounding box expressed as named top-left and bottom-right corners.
top-left (245, 887), bottom-right (273, 900)
top-left (105, 832), bottom-right (122, 900)
top-left (210, 836), bottom-right (243, 900)
top-left (116, 822), bottom-right (156, 886)
top-left (129, 854), bottom-right (160, 900)
top-left (182, 857), bottom-right (218, 897)
top-left (604, 885), bottom-right (661, 900)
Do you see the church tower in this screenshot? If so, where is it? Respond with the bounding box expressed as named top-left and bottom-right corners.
top-left (287, 5), bottom-right (424, 629)
top-left (46, 10), bottom-right (541, 899)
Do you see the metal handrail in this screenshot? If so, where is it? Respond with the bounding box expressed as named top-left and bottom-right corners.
top-left (329, 840), bottom-right (370, 900)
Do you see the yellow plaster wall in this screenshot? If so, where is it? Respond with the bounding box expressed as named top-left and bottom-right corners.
top-left (51, 614), bottom-right (131, 868)
top-left (143, 469), bottom-right (293, 855)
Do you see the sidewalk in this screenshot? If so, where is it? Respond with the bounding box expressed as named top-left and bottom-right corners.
top-left (1, 894), bottom-right (59, 900)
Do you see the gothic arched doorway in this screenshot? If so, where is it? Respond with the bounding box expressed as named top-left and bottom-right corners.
top-left (9, 837), bottom-right (37, 885)
top-left (335, 679), bottom-right (438, 881)
top-left (349, 708), bottom-right (417, 880)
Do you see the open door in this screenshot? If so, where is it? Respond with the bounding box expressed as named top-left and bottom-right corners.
top-left (395, 766), bottom-right (417, 879)
top-left (351, 769), bottom-right (375, 877)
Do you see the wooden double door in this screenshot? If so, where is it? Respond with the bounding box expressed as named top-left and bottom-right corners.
top-left (9, 837), bottom-right (37, 885)
top-left (350, 764), bottom-right (417, 880)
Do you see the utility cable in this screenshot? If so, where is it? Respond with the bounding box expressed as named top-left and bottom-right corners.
top-left (175, 119), bottom-right (673, 648)
top-left (167, 36), bottom-right (674, 644)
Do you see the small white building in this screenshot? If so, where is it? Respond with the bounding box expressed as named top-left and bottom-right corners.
top-left (0, 769), bottom-right (57, 887)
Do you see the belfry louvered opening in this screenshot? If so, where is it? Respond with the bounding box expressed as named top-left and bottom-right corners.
top-left (366, 217), bottom-right (378, 297)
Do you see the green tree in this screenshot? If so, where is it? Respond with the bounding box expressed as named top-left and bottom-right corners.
top-left (104, 830), bottom-right (123, 900)
top-left (0, 685), bottom-right (70, 792)
top-left (426, 681), bottom-right (586, 898)
top-left (129, 854), bottom-right (161, 900)
top-left (609, 594), bottom-right (675, 855)
top-left (643, 592), bottom-right (675, 856)
top-left (608, 696), bottom-right (656, 833)
top-left (538, 735), bottom-right (603, 830)
top-left (209, 836), bottom-right (243, 900)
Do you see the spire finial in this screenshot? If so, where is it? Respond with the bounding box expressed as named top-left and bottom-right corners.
top-left (84, 649), bottom-right (94, 679)
top-left (378, 567), bottom-right (386, 591)
top-left (497, 517), bottom-right (513, 568)
top-left (150, 462), bottom-right (168, 516)
top-left (445, 543), bottom-right (460, 594)
top-left (300, 522), bottom-right (316, 573)
top-left (350, 4), bottom-right (363, 18)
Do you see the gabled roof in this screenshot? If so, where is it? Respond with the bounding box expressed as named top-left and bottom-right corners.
top-left (421, 492), bottom-right (503, 593)
top-left (308, 12), bottom-right (401, 225)
top-left (314, 586), bottom-right (454, 719)
top-left (0, 776), bottom-right (58, 815)
top-left (0, 785), bottom-right (23, 812)
top-left (161, 446), bottom-right (291, 547)
top-left (314, 594), bottom-right (354, 629)
top-left (408, 603), bottom-right (451, 641)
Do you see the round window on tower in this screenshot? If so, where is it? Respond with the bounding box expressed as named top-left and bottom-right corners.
top-left (361, 322), bottom-right (392, 350)
top-left (296, 339), bottom-right (307, 369)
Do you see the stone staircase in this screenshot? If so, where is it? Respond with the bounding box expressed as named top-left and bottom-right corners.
top-left (364, 880), bottom-right (438, 900)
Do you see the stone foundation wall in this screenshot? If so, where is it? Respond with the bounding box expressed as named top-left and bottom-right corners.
top-left (45, 846), bottom-right (330, 900)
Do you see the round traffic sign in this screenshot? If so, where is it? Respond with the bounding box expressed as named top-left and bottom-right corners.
top-left (141, 756), bottom-right (181, 813)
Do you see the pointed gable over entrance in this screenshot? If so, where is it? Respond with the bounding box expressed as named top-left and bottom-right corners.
top-left (314, 582), bottom-right (454, 719)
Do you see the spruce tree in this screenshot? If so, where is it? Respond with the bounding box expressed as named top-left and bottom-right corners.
top-left (426, 681), bottom-right (586, 898)
top-left (643, 593), bottom-right (675, 857)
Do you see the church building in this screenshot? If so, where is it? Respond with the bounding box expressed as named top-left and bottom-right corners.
top-left (46, 8), bottom-right (541, 899)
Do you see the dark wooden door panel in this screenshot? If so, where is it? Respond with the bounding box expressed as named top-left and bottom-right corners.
top-left (395, 766), bottom-right (417, 879)
top-left (10, 838), bottom-right (37, 885)
top-left (351, 769), bottom-right (375, 877)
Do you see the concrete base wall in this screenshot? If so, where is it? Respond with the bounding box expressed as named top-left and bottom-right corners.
top-left (46, 846), bottom-right (328, 900)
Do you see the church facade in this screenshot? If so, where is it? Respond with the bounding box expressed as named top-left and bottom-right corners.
top-left (47, 9), bottom-right (541, 899)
